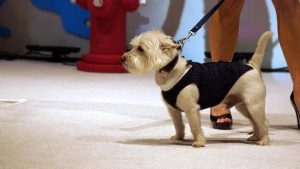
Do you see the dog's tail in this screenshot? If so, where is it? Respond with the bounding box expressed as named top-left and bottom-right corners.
top-left (248, 31), bottom-right (273, 70)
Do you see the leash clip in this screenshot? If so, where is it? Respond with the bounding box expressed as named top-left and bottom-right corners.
top-left (176, 31), bottom-right (196, 49)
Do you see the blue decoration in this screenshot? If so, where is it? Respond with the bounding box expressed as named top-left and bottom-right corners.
top-left (0, 27), bottom-right (10, 38)
top-left (31, 0), bottom-right (90, 39)
top-left (0, 0), bottom-right (11, 38)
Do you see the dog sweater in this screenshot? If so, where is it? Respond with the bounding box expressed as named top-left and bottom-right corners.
top-left (161, 61), bottom-right (253, 111)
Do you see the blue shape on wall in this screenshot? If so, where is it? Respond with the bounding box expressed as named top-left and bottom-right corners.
top-left (31, 0), bottom-right (90, 39)
top-left (0, 27), bottom-right (10, 38)
top-left (0, 0), bottom-right (11, 38)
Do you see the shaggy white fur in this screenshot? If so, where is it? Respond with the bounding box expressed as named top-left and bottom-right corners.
top-left (122, 30), bottom-right (273, 147)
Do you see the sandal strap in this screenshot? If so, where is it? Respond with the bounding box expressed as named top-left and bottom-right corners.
top-left (210, 113), bottom-right (232, 121)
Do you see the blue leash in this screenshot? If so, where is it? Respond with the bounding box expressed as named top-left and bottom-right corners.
top-left (176, 0), bottom-right (225, 48)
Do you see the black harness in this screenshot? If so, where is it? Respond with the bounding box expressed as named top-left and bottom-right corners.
top-left (161, 61), bottom-right (253, 111)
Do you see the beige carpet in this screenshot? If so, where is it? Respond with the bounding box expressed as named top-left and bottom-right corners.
top-left (0, 60), bottom-right (299, 169)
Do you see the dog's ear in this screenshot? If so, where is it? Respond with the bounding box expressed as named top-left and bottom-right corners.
top-left (160, 41), bottom-right (181, 52)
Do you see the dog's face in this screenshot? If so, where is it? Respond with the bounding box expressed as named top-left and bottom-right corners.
top-left (121, 30), bottom-right (180, 73)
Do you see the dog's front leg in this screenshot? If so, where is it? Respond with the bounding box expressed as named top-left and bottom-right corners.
top-left (167, 105), bottom-right (185, 140)
top-left (176, 85), bottom-right (205, 147)
top-left (185, 106), bottom-right (205, 147)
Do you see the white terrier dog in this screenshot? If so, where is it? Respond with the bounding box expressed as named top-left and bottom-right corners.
top-left (122, 30), bottom-right (272, 147)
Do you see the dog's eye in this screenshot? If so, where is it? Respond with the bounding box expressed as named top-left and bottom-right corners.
top-left (137, 46), bottom-right (144, 52)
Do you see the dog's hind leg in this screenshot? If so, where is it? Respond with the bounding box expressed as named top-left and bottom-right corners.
top-left (246, 101), bottom-right (269, 145)
top-left (234, 71), bottom-right (269, 145)
top-left (236, 101), bottom-right (269, 145)
top-left (235, 103), bottom-right (259, 137)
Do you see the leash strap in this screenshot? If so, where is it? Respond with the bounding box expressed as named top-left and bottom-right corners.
top-left (176, 0), bottom-right (225, 48)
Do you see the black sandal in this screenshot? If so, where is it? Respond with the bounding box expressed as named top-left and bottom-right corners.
top-left (290, 91), bottom-right (300, 129)
top-left (210, 113), bottom-right (233, 130)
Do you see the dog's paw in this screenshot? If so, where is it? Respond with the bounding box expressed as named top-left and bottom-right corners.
top-left (171, 134), bottom-right (184, 141)
top-left (247, 135), bottom-right (259, 141)
top-left (248, 135), bottom-right (270, 146)
top-left (192, 140), bottom-right (205, 147)
top-left (256, 136), bottom-right (270, 146)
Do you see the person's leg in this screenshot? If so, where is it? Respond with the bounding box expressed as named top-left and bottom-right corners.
top-left (208, 0), bottom-right (245, 62)
top-left (272, 0), bottom-right (300, 127)
top-left (208, 0), bottom-right (245, 128)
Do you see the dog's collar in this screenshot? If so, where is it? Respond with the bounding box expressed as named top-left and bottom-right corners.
top-left (159, 55), bottom-right (179, 73)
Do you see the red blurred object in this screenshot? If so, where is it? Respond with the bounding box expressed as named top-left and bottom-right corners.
top-left (75, 0), bottom-right (140, 73)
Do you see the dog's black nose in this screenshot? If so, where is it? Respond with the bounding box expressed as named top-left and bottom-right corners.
top-left (121, 57), bottom-right (126, 63)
